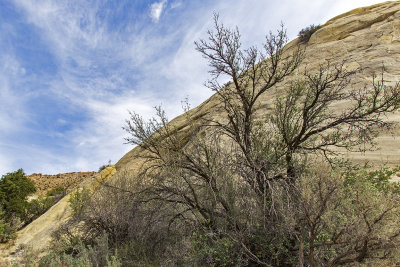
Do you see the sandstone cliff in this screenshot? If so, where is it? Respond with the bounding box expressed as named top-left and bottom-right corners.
top-left (117, 1), bottom-right (400, 172)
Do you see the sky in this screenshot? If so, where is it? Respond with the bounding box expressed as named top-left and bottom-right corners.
top-left (0, 0), bottom-right (389, 175)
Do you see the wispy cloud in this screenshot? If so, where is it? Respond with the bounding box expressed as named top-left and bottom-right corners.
top-left (150, 0), bottom-right (167, 23)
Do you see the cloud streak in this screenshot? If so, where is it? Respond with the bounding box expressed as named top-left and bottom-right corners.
top-left (150, 0), bottom-right (167, 23)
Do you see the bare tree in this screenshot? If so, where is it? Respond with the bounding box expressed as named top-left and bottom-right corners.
top-left (270, 65), bottom-right (400, 180)
top-left (121, 15), bottom-right (400, 266)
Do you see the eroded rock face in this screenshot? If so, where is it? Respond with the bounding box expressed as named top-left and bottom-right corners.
top-left (310, 1), bottom-right (400, 44)
top-left (116, 0), bottom-right (400, 171)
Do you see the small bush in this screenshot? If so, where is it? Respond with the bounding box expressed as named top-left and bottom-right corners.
top-left (0, 208), bottom-right (17, 243)
top-left (25, 196), bottom-right (55, 224)
top-left (68, 187), bottom-right (90, 216)
top-left (98, 160), bottom-right (112, 172)
top-left (28, 233), bottom-right (122, 267)
top-left (46, 186), bottom-right (66, 197)
top-left (298, 24), bottom-right (321, 42)
top-left (191, 232), bottom-right (240, 266)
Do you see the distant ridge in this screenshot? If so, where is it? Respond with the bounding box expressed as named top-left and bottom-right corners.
top-left (28, 171), bottom-right (97, 195)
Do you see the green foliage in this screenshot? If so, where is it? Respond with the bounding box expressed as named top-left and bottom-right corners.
top-left (0, 169), bottom-right (36, 219)
top-left (68, 187), bottom-right (90, 216)
top-left (28, 233), bottom-right (122, 267)
top-left (0, 169), bottom-right (66, 243)
top-left (25, 196), bottom-right (55, 224)
top-left (298, 24), bottom-right (321, 42)
top-left (0, 208), bottom-right (17, 243)
top-left (46, 186), bottom-right (66, 197)
top-left (191, 232), bottom-right (239, 266)
top-left (296, 164), bottom-right (400, 265)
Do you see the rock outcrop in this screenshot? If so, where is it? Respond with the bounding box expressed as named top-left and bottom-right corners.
top-left (117, 0), bottom-right (400, 171)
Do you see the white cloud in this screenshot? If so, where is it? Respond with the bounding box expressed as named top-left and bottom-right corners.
top-left (150, 0), bottom-right (167, 23)
top-left (170, 1), bottom-right (182, 9)
top-left (0, 153), bottom-right (12, 175)
top-left (0, 54), bottom-right (29, 134)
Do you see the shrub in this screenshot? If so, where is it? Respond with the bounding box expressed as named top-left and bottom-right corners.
top-left (0, 208), bottom-right (17, 243)
top-left (298, 24), bottom-right (321, 42)
top-left (25, 196), bottom-right (55, 224)
top-left (46, 186), bottom-right (66, 197)
top-left (28, 233), bottom-right (122, 267)
top-left (191, 232), bottom-right (241, 266)
top-left (294, 164), bottom-right (400, 266)
top-left (98, 160), bottom-right (112, 172)
top-left (0, 169), bottom-right (36, 220)
top-left (69, 187), bottom-right (90, 216)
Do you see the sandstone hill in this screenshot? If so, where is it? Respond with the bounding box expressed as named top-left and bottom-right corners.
top-left (116, 1), bottom-right (400, 173)
top-left (2, 0), bottom-right (400, 264)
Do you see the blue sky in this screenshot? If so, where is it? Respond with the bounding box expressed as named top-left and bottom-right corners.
top-left (0, 0), bottom-right (387, 175)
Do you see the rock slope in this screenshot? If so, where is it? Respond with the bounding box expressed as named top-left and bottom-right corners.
top-left (117, 0), bottom-right (400, 171)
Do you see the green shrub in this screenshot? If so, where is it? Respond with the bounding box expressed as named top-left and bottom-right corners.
top-left (31, 233), bottom-right (122, 267)
top-left (0, 208), bottom-right (17, 243)
top-left (191, 232), bottom-right (239, 266)
top-left (68, 187), bottom-right (90, 216)
top-left (298, 24), bottom-right (321, 42)
top-left (46, 186), bottom-right (66, 197)
top-left (0, 169), bottom-right (36, 220)
top-left (25, 196), bottom-right (55, 224)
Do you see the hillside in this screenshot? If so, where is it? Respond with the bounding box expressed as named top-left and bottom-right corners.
top-left (27, 171), bottom-right (97, 196)
top-left (0, 167), bottom-right (115, 265)
top-left (2, 1), bottom-right (400, 264)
